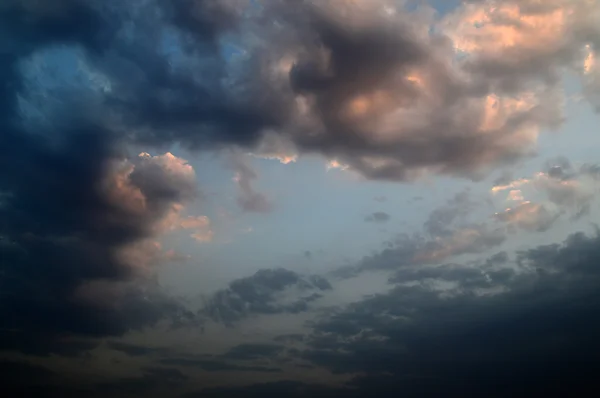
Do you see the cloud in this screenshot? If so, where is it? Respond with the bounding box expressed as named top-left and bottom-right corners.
top-left (229, 153), bottom-right (273, 213)
top-left (339, 191), bottom-right (506, 276)
top-left (1, 0), bottom-right (600, 394)
top-left (0, 143), bottom-right (198, 353)
top-left (290, 230), bottom-right (600, 396)
top-left (491, 158), bottom-right (600, 221)
top-left (201, 268), bottom-right (332, 325)
top-left (3, 0), bottom-right (598, 189)
top-left (494, 201), bottom-right (560, 232)
top-left (365, 212), bottom-right (391, 223)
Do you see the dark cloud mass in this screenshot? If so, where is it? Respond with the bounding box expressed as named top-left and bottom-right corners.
top-left (285, 231), bottom-right (600, 397)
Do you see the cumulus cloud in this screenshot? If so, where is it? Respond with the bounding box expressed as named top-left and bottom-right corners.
top-left (0, 141), bottom-right (199, 353)
top-left (3, 0), bottom-right (599, 186)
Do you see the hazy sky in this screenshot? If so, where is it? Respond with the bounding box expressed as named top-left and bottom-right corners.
top-left (2, 1), bottom-right (600, 397)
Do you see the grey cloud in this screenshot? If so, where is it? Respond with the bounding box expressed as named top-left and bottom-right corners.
top-left (365, 212), bottom-right (391, 223)
top-left (308, 275), bottom-right (333, 290)
top-left (484, 251), bottom-right (509, 267)
top-left (423, 190), bottom-right (476, 237)
top-left (544, 156), bottom-right (574, 180)
top-left (201, 268), bottom-right (332, 325)
top-left (229, 153), bottom-right (273, 213)
top-left (343, 191), bottom-right (506, 276)
top-left (295, 230), bottom-right (600, 396)
top-left (388, 262), bottom-right (494, 288)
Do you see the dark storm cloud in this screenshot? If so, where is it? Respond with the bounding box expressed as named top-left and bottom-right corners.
top-left (1, 0), bottom-right (225, 354)
top-left (291, 230), bottom-right (600, 396)
top-left (364, 212), bottom-right (391, 223)
top-left (201, 268), bottom-right (332, 325)
top-left (0, 138), bottom-right (197, 353)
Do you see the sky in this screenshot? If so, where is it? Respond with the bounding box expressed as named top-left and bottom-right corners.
top-left (2, 0), bottom-right (600, 397)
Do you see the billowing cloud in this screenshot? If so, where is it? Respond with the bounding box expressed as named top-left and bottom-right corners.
top-left (3, 0), bottom-right (599, 187)
top-left (0, 143), bottom-right (198, 353)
